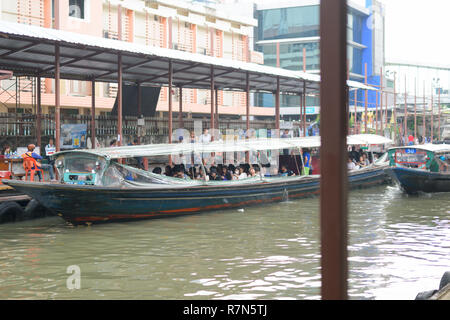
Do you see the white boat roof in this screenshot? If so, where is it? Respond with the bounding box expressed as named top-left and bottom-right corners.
top-left (388, 144), bottom-right (450, 154)
top-left (53, 134), bottom-right (392, 159)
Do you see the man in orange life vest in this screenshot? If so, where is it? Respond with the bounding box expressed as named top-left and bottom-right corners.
top-left (21, 144), bottom-right (55, 181)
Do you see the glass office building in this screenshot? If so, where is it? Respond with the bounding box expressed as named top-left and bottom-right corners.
top-left (254, 0), bottom-right (386, 119)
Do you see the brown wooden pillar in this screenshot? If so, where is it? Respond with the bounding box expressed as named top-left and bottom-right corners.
top-left (91, 79), bottom-right (96, 149)
top-left (168, 60), bottom-right (173, 143)
top-left (210, 65), bottom-right (214, 131)
top-left (117, 53), bottom-right (123, 146)
top-left (320, 0), bottom-right (348, 300)
top-left (36, 77), bottom-right (42, 149)
top-left (55, 45), bottom-right (61, 151)
top-left (246, 72), bottom-right (250, 132)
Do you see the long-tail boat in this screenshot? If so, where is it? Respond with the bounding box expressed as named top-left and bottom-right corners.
top-left (385, 144), bottom-right (450, 194)
top-left (4, 134), bottom-right (392, 225)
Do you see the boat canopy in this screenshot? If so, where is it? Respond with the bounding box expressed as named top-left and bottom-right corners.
top-left (388, 144), bottom-right (450, 154)
top-left (52, 134), bottom-right (392, 160)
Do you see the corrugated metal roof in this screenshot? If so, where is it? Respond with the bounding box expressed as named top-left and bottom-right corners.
top-left (0, 20), bottom-right (322, 94)
top-left (0, 21), bottom-right (375, 95)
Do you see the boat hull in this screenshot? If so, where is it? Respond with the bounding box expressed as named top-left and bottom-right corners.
top-left (385, 167), bottom-right (450, 194)
top-left (4, 166), bottom-right (390, 225)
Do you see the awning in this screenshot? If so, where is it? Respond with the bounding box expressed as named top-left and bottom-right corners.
top-left (52, 134), bottom-right (391, 159)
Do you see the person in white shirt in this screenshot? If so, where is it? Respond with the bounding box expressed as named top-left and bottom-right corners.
top-left (347, 158), bottom-right (357, 170)
top-left (199, 128), bottom-right (211, 165)
top-left (236, 166), bottom-right (248, 180)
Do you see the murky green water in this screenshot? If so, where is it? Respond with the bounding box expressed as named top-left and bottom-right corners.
top-left (0, 185), bottom-right (449, 300)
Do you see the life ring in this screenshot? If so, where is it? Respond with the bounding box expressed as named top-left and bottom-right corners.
top-left (0, 201), bottom-right (25, 223)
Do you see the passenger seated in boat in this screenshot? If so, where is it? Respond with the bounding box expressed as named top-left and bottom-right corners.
top-left (233, 166), bottom-right (248, 180)
top-left (220, 167), bottom-right (232, 181)
top-left (209, 168), bottom-right (222, 181)
top-left (347, 158), bottom-right (357, 170)
top-left (357, 155), bottom-right (369, 168)
top-left (248, 167), bottom-right (257, 177)
top-left (349, 146), bottom-right (360, 162)
top-left (152, 167), bottom-right (162, 174)
top-left (280, 165), bottom-right (295, 176)
top-left (164, 165), bottom-right (173, 177)
top-left (197, 167), bottom-right (209, 181)
top-left (438, 156), bottom-right (449, 172)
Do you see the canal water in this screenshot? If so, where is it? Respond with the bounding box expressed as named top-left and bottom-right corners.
top-left (0, 185), bottom-right (448, 300)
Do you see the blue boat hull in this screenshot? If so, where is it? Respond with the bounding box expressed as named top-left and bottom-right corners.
top-left (4, 166), bottom-right (390, 224)
top-left (385, 167), bottom-right (450, 194)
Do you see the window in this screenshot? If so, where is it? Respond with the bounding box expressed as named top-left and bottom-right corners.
top-left (69, 0), bottom-right (85, 19)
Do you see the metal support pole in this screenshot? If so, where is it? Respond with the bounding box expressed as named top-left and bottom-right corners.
top-left (91, 79), bottom-right (96, 149)
top-left (178, 86), bottom-right (183, 128)
top-left (364, 63), bottom-right (368, 133)
top-left (404, 75), bottom-right (407, 145)
top-left (303, 81), bottom-right (307, 136)
top-left (117, 53), bottom-right (123, 146)
top-left (246, 72), bottom-right (250, 132)
top-left (275, 76), bottom-right (280, 131)
top-left (393, 76), bottom-right (397, 144)
top-left (438, 88), bottom-right (441, 141)
top-left (354, 89), bottom-right (357, 133)
top-left (319, 0), bottom-right (348, 300)
top-left (380, 67), bottom-right (384, 134)
top-left (375, 88), bottom-right (378, 135)
top-left (55, 45), bottom-right (61, 151)
top-left (215, 88), bottom-right (219, 130)
top-left (210, 66), bottom-right (215, 132)
top-left (414, 79), bottom-right (417, 140)
top-left (300, 92), bottom-right (303, 136)
top-left (431, 85), bottom-right (433, 143)
top-left (36, 76), bottom-right (42, 149)
top-left (423, 82), bottom-right (426, 141)
top-left (168, 60), bottom-right (173, 143)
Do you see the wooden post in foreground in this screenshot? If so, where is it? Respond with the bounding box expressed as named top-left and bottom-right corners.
top-left (319, 0), bottom-right (348, 300)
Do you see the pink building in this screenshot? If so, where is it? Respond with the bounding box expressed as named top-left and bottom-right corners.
top-left (0, 0), bottom-right (273, 119)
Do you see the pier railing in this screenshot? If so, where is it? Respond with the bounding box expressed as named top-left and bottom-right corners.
top-left (0, 113), bottom-right (278, 148)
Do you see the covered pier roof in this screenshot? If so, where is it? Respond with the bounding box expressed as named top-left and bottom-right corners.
top-left (0, 21), bottom-right (376, 94)
top-left (0, 21), bottom-right (321, 95)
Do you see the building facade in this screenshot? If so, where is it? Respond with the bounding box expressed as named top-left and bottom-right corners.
top-left (254, 0), bottom-right (386, 120)
top-left (0, 0), bottom-right (272, 119)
